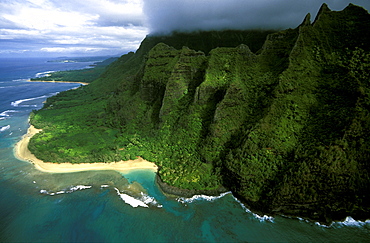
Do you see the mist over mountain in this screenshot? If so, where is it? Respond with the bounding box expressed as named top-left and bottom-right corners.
top-left (143, 0), bottom-right (370, 34)
top-left (29, 3), bottom-right (370, 224)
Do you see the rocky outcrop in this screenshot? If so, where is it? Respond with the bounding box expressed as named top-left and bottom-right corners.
top-left (155, 173), bottom-right (227, 198)
top-left (32, 3), bottom-right (370, 224)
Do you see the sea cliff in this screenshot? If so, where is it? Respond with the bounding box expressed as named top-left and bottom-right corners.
top-left (29, 3), bottom-right (370, 224)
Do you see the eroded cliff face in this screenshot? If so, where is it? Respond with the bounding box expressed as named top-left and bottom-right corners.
top-left (31, 3), bottom-right (370, 223)
top-left (105, 3), bottom-right (370, 223)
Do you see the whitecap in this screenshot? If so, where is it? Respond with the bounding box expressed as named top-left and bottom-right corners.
top-left (0, 125), bottom-right (10, 132)
top-left (177, 191), bottom-right (232, 204)
top-left (232, 196), bottom-right (274, 222)
top-left (40, 189), bottom-right (48, 194)
top-left (35, 70), bottom-right (56, 78)
top-left (0, 110), bottom-right (17, 117)
top-left (39, 185), bottom-right (92, 196)
top-left (331, 216), bottom-right (370, 227)
top-left (140, 192), bottom-right (162, 208)
top-left (0, 85), bottom-right (18, 89)
top-left (12, 78), bottom-right (29, 82)
top-left (68, 185), bottom-right (92, 192)
top-left (114, 188), bottom-right (149, 208)
top-left (11, 95), bottom-right (48, 107)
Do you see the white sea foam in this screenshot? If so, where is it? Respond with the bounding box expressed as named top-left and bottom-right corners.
top-left (140, 192), bottom-right (162, 208)
top-left (337, 216), bottom-right (370, 227)
top-left (69, 185), bottom-right (92, 192)
top-left (0, 125), bottom-right (10, 132)
top-left (177, 191), bottom-right (232, 204)
top-left (232, 196), bottom-right (274, 222)
top-left (12, 78), bottom-right (28, 82)
top-left (291, 214), bottom-right (370, 228)
top-left (0, 110), bottom-right (17, 117)
top-left (323, 216), bottom-right (370, 228)
top-left (11, 95), bottom-right (48, 107)
top-left (39, 185), bottom-right (92, 196)
top-left (35, 70), bottom-right (55, 78)
top-left (0, 85), bottom-right (18, 89)
top-left (114, 188), bottom-right (149, 208)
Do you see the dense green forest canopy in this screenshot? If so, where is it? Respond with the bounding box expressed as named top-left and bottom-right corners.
top-left (29, 3), bottom-right (370, 224)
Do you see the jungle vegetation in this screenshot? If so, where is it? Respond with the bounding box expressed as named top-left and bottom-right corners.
top-left (29, 4), bottom-right (370, 223)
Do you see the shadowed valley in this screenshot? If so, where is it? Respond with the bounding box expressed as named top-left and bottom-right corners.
top-left (29, 4), bottom-right (370, 224)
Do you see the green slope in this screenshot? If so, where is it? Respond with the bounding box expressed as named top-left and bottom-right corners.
top-left (29, 3), bottom-right (370, 223)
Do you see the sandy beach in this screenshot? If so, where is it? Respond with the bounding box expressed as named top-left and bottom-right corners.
top-left (14, 125), bottom-right (158, 173)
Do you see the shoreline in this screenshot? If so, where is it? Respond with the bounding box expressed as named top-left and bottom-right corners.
top-left (14, 125), bottom-right (158, 174)
top-left (28, 79), bottom-right (90, 85)
top-left (155, 173), bottom-right (228, 198)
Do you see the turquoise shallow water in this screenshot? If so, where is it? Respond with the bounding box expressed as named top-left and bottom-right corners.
top-left (0, 58), bottom-right (370, 242)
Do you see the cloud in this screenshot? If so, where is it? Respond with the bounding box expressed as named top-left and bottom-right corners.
top-left (143, 0), bottom-right (370, 34)
top-left (0, 0), bottom-right (148, 57)
top-left (1, 0), bottom-right (370, 57)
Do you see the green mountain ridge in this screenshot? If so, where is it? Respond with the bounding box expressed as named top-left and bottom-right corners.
top-left (29, 3), bottom-right (370, 223)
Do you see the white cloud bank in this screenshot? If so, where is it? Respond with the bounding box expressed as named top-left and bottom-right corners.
top-left (0, 0), bottom-right (369, 57)
top-left (143, 0), bottom-right (370, 34)
top-left (0, 0), bottom-right (148, 57)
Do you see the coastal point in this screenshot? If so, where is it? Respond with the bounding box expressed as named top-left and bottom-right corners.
top-left (15, 125), bottom-right (158, 174)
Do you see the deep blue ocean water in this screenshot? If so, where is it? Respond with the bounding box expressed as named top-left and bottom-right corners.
top-left (0, 57), bottom-right (369, 242)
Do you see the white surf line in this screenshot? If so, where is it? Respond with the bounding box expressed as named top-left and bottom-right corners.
top-left (114, 188), bottom-right (149, 208)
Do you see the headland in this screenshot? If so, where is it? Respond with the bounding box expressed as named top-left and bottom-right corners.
top-left (14, 125), bottom-right (158, 173)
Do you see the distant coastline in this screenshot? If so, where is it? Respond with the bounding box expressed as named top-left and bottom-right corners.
top-left (14, 125), bottom-right (158, 173)
top-left (28, 79), bottom-right (90, 85)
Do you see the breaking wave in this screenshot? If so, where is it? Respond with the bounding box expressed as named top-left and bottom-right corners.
top-left (140, 192), bottom-right (162, 208)
top-left (11, 94), bottom-right (50, 107)
top-left (12, 78), bottom-right (29, 82)
top-left (310, 216), bottom-right (370, 228)
top-left (114, 188), bottom-right (149, 208)
top-left (35, 71), bottom-right (55, 78)
top-left (333, 216), bottom-right (370, 227)
top-left (232, 196), bottom-right (274, 222)
top-left (40, 185), bottom-right (92, 196)
top-left (177, 192), bottom-right (232, 203)
top-left (176, 192), bottom-right (274, 222)
top-left (114, 188), bottom-right (162, 208)
top-left (0, 110), bottom-right (18, 118)
top-left (0, 125), bottom-right (10, 132)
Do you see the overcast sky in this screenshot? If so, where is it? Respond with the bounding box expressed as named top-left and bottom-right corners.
top-left (0, 0), bottom-right (369, 57)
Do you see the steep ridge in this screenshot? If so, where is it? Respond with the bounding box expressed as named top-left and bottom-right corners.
top-left (29, 4), bottom-right (370, 223)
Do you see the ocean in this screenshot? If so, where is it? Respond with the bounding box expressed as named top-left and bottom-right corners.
top-left (0, 57), bottom-right (369, 242)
